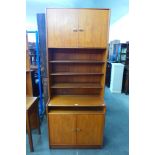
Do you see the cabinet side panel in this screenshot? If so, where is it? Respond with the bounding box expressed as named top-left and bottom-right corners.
top-left (101, 10), bottom-right (110, 97)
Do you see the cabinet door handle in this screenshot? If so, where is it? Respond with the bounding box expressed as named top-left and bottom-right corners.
top-left (76, 128), bottom-right (81, 132)
top-left (79, 29), bottom-right (84, 32)
top-left (73, 28), bottom-right (78, 32)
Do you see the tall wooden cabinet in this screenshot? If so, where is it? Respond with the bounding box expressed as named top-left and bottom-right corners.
top-left (46, 8), bottom-right (110, 148)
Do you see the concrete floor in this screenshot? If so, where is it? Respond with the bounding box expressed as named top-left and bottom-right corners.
top-left (26, 87), bottom-right (129, 155)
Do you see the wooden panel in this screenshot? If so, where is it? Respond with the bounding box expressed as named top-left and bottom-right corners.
top-left (26, 71), bottom-right (33, 96)
top-left (50, 60), bottom-right (104, 64)
top-left (78, 9), bottom-right (109, 48)
top-left (51, 72), bottom-right (104, 76)
top-left (29, 106), bottom-right (38, 129)
top-left (50, 145), bottom-right (102, 148)
top-left (46, 9), bottom-right (78, 48)
top-left (52, 75), bottom-right (102, 83)
top-left (26, 97), bottom-right (39, 129)
top-left (77, 114), bottom-right (104, 145)
top-left (49, 109), bottom-right (104, 114)
top-left (51, 83), bottom-right (102, 88)
top-left (51, 63), bottom-right (103, 73)
top-left (49, 48), bottom-right (106, 61)
top-left (48, 95), bottom-right (105, 107)
top-left (100, 51), bottom-right (108, 96)
top-left (48, 114), bottom-right (76, 145)
top-left (52, 88), bottom-right (100, 95)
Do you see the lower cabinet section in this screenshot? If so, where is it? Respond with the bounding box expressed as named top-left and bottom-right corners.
top-left (48, 112), bottom-right (105, 148)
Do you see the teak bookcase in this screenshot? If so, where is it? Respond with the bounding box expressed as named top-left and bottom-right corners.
top-left (46, 8), bottom-right (110, 148)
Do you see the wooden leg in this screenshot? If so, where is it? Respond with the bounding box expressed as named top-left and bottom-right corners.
top-left (26, 111), bottom-right (34, 152)
top-left (36, 100), bottom-right (41, 135)
top-left (37, 109), bottom-right (41, 135)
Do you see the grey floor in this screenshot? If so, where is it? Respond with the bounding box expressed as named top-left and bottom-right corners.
top-left (26, 87), bottom-right (129, 155)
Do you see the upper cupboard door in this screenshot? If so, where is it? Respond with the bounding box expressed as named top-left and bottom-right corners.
top-left (78, 9), bottom-right (110, 48)
top-left (46, 9), bottom-right (78, 48)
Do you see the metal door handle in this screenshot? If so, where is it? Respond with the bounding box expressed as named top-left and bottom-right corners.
top-left (79, 29), bottom-right (84, 32)
top-left (76, 128), bottom-right (81, 132)
top-left (73, 28), bottom-right (78, 32)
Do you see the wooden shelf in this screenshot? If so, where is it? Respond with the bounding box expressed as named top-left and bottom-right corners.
top-left (51, 83), bottom-right (102, 88)
top-left (49, 109), bottom-right (104, 114)
top-left (49, 60), bottom-right (105, 64)
top-left (50, 72), bottom-right (104, 76)
top-left (48, 95), bottom-right (105, 107)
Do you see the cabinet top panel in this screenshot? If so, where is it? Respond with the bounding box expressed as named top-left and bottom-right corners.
top-left (48, 95), bottom-right (106, 107)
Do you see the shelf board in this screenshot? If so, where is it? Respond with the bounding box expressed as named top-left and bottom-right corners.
top-left (51, 83), bottom-right (102, 88)
top-left (49, 60), bottom-right (105, 64)
top-left (50, 72), bottom-right (104, 76)
top-left (48, 95), bottom-right (106, 107)
top-left (49, 110), bottom-right (104, 114)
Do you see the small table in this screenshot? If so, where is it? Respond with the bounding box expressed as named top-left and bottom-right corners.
top-left (26, 97), bottom-right (41, 152)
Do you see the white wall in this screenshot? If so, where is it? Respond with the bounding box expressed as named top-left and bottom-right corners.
top-left (109, 13), bottom-right (129, 43)
top-left (26, 22), bottom-right (37, 42)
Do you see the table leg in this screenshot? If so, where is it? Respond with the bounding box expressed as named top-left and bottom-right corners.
top-left (26, 111), bottom-right (34, 152)
top-left (37, 107), bottom-right (41, 135)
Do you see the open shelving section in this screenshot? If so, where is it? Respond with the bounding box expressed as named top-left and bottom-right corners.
top-left (48, 48), bottom-right (106, 97)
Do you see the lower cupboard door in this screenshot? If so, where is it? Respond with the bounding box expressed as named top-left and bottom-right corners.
top-left (49, 114), bottom-right (76, 145)
top-left (76, 114), bottom-right (104, 145)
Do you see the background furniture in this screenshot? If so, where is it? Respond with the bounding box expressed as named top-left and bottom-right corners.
top-left (46, 8), bottom-right (110, 148)
top-left (122, 42), bottom-right (129, 94)
top-left (26, 35), bottom-right (41, 152)
top-left (26, 35), bottom-right (33, 96)
top-left (110, 63), bottom-right (124, 93)
top-left (106, 41), bottom-right (129, 94)
top-left (26, 31), bottom-right (44, 116)
top-left (106, 61), bottom-right (112, 87)
top-left (26, 97), bottom-right (41, 152)
top-left (37, 13), bottom-right (49, 107)
top-left (108, 40), bottom-right (120, 61)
